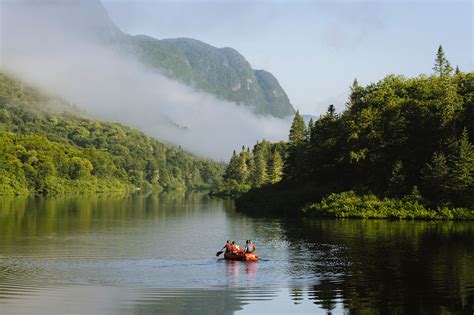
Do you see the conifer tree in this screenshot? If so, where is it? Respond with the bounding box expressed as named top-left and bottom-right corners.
top-left (307, 118), bottom-right (315, 141)
top-left (238, 147), bottom-right (250, 184)
top-left (268, 150), bottom-right (284, 184)
top-left (388, 160), bottom-right (407, 197)
top-left (455, 65), bottom-right (461, 75)
top-left (421, 152), bottom-right (449, 204)
top-left (288, 110), bottom-right (306, 146)
top-left (449, 129), bottom-right (474, 204)
top-left (433, 45), bottom-right (452, 77)
top-left (285, 111), bottom-right (307, 180)
top-left (252, 148), bottom-right (268, 187)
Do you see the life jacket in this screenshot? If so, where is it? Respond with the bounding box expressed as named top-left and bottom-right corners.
top-left (231, 244), bottom-right (238, 253)
top-left (226, 243), bottom-right (231, 252)
top-left (250, 244), bottom-right (255, 252)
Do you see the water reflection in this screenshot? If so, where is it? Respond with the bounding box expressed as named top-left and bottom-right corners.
top-left (282, 219), bottom-right (474, 313)
top-left (0, 193), bottom-right (473, 314)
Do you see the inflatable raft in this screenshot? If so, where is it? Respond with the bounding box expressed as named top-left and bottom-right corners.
top-left (224, 251), bottom-right (259, 261)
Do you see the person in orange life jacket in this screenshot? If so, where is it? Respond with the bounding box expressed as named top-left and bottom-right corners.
top-left (231, 241), bottom-right (240, 254)
top-left (221, 240), bottom-right (231, 254)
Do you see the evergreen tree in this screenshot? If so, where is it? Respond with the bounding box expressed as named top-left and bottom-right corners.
top-left (449, 129), bottom-right (474, 205)
top-left (306, 118), bottom-right (314, 141)
top-left (238, 148), bottom-right (250, 184)
top-left (288, 110), bottom-right (307, 146)
top-left (433, 45), bottom-right (452, 77)
top-left (327, 104), bottom-right (336, 116)
top-left (268, 150), bottom-right (284, 184)
top-left (421, 152), bottom-right (449, 204)
top-left (388, 160), bottom-right (407, 197)
top-left (223, 150), bottom-right (240, 182)
top-left (455, 65), bottom-right (461, 75)
top-left (285, 111), bottom-right (307, 180)
top-left (252, 148), bottom-right (268, 187)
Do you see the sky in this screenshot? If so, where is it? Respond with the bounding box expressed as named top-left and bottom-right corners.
top-left (102, 0), bottom-right (473, 115)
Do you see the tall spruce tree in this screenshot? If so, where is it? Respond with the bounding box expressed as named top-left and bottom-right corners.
top-left (421, 152), bottom-right (449, 204)
top-left (433, 45), bottom-right (452, 77)
top-left (288, 110), bottom-right (307, 146)
top-left (449, 129), bottom-right (474, 205)
top-left (285, 110), bottom-right (307, 181)
top-left (268, 150), bottom-right (284, 184)
top-left (252, 148), bottom-right (268, 187)
top-left (388, 160), bottom-right (407, 197)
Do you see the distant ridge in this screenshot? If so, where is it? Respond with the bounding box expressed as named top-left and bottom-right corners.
top-left (26, 0), bottom-right (295, 118)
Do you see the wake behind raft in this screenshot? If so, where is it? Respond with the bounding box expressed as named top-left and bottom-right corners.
top-left (224, 250), bottom-right (259, 262)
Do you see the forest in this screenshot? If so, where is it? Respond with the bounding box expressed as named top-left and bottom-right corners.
top-left (0, 72), bottom-right (224, 195)
top-left (215, 46), bottom-right (474, 219)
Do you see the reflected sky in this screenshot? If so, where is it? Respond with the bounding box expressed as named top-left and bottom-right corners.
top-left (0, 192), bottom-right (473, 314)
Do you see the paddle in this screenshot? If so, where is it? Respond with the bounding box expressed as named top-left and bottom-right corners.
top-left (216, 245), bottom-right (226, 257)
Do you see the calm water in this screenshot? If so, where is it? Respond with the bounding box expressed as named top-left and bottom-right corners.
top-left (0, 192), bottom-right (473, 314)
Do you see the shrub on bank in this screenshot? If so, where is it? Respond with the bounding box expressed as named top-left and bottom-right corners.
top-left (303, 191), bottom-right (474, 220)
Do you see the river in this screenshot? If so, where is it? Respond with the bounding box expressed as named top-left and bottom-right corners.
top-left (0, 192), bottom-right (473, 314)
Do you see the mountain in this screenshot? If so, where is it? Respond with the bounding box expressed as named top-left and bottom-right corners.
top-left (31, 0), bottom-right (295, 118)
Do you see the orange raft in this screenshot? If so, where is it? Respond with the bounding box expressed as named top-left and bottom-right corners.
top-left (224, 250), bottom-right (259, 261)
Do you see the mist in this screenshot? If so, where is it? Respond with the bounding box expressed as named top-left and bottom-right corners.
top-left (0, 0), bottom-right (291, 160)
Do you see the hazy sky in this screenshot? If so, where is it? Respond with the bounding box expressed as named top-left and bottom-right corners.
top-left (102, 0), bottom-right (473, 115)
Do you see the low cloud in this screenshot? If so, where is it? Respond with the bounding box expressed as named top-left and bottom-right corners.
top-left (0, 1), bottom-right (291, 160)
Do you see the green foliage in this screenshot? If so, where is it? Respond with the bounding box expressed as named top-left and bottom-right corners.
top-left (232, 48), bottom-right (474, 219)
top-left (387, 160), bottom-right (407, 198)
top-left (0, 73), bottom-right (224, 196)
top-left (268, 150), bottom-right (284, 184)
top-left (433, 45), bottom-right (453, 77)
top-left (211, 141), bottom-right (286, 197)
top-left (303, 191), bottom-right (473, 220)
top-left (288, 110), bottom-right (307, 146)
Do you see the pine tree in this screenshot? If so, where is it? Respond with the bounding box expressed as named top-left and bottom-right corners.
top-left (238, 148), bottom-right (250, 184)
top-left (288, 110), bottom-right (307, 146)
top-left (252, 149), bottom-right (268, 187)
top-left (449, 129), bottom-right (474, 205)
top-left (268, 150), bottom-right (284, 184)
top-left (307, 118), bottom-right (314, 141)
top-left (421, 152), bottom-right (449, 204)
top-left (455, 65), bottom-right (461, 75)
top-left (388, 160), bottom-right (407, 197)
top-left (285, 111), bottom-right (307, 180)
top-left (433, 45), bottom-right (452, 77)
top-left (327, 104), bottom-right (336, 117)
top-left (223, 150), bottom-right (239, 182)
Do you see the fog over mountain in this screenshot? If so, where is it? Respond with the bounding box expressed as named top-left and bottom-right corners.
top-left (0, 0), bottom-right (292, 160)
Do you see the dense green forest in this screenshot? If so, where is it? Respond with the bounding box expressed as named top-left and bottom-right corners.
top-left (210, 141), bottom-right (286, 197)
top-left (217, 46), bottom-right (474, 219)
top-left (0, 72), bottom-right (224, 195)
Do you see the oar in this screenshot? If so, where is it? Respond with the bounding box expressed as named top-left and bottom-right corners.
top-left (216, 246), bottom-right (226, 257)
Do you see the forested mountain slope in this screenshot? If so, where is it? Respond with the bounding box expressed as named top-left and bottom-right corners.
top-left (0, 72), bottom-right (224, 195)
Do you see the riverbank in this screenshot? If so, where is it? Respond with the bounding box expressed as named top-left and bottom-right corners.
top-left (303, 191), bottom-right (474, 220)
top-left (234, 185), bottom-right (474, 220)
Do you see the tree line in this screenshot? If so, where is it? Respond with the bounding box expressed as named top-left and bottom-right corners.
top-left (219, 46), bottom-right (474, 218)
top-left (0, 72), bottom-right (224, 195)
top-left (210, 141), bottom-right (286, 196)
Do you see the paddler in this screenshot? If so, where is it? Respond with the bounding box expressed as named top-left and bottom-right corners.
top-left (231, 241), bottom-right (240, 254)
top-left (222, 240), bottom-right (231, 254)
top-left (245, 240), bottom-right (255, 253)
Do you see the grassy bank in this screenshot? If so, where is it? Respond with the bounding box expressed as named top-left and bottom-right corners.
top-left (303, 191), bottom-right (474, 220)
